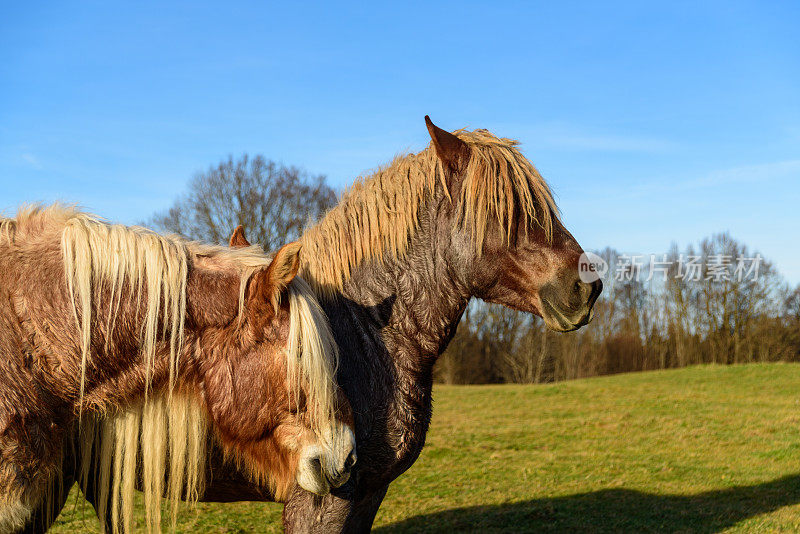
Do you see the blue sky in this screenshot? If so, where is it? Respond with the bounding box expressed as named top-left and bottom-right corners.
top-left (2, 1), bottom-right (799, 282)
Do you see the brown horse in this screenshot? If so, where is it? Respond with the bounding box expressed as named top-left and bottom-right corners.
top-left (55, 117), bottom-right (602, 532)
top-left (215, 118), bottom-right (602, 531)
top-left (0, 205), bottom-right (355, 533)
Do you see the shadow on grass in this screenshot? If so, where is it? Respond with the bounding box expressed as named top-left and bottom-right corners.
top-left (375, 474), bottom-right (800, 533)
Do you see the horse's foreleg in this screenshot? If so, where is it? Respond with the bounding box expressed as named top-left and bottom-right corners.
top-left (281, 478), bottom-right (381, 534)
top-left (0, 400), bottom-right (67, 531)
top-left (0, 312), bottom-right (70, 532)
top-left (18, 458), bottom-right (75, 534)
top-left (282, 480), bottom-right (389, 534)
top-left (340, 483), bottom-right (389, 534)
top-left (0, 442), bottom-right (66, 534)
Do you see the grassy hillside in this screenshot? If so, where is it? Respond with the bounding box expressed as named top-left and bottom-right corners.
top-left (52, 364), bottom-right (800, 532)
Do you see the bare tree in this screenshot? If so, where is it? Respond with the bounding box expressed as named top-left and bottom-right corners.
top-left (786, 286), bottom-right (800, 321)
top-left (149, 154), bottom-right (337, 250)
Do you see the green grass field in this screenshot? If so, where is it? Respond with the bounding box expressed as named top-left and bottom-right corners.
top-left (52, 363), bottom-right (800, 533)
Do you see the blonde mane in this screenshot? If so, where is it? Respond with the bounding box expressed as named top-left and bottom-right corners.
top-left (0, 217), bottom-right (15, 244)
top-left (299, 128), bottom-right (560, 295)
top-left (5, 204), bottom-right (340, 533)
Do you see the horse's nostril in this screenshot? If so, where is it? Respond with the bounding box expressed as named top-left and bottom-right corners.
top-left (574, 280), bottom-right (582, 293)
top-left (345, 451), bottom-right (357, 470)
top-left (310, 456), bottom-right (322, 473)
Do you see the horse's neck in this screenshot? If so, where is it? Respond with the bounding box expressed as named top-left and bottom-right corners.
top-left (326, 219), bottom-right (470, 459)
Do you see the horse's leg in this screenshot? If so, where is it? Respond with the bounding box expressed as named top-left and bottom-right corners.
top-left (282, 481), bottom-right (388, 534)
top-left (0, 422), bottom-right (63, 532)
top-left (0, 322), bottom-right (66, 532)
top-left (18, 450), bottom-right (76, 534)
top-left (340, 484), bottom-right (389, 533)
top-left (282, 484), bottom-right (353, 534)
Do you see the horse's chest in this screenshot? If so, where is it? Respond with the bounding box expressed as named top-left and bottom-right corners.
top-left (385, 395), bottom-right (431, 475)
top-left (351, 393), bottom-right (430, 488)
top-left (392, 426), bottom-right (427, 473)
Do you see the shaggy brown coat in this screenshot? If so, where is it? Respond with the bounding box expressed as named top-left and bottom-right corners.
top-left (0, 206), bottom-right (353, 534)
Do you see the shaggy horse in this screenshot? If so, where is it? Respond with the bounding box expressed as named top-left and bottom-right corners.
top-left (0, 205), bottom-right (355, 533)
top-left (46, 117), bottom-right (603, 532)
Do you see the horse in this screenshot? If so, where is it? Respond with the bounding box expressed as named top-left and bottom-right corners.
top-left (0, 205), bottom-right (355, 533)
top-left (52, 116), bottom-right (603, 532)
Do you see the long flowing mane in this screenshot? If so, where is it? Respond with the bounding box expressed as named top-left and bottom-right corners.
top-left (299, 128), bottom-right (560, 294)
top-left (2, 204), bottom-right (340, 532)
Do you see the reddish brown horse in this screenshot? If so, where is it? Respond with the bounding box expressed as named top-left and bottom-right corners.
top-left (0, 205), bottom-right (354, 533)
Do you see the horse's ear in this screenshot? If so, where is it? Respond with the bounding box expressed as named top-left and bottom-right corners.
top-left (266, 241), bottom-right (302, 293)
top-left (425, 115), bottom-right (470, 172)
top-left (229, 225), bottom-right (251, 248)
top-left (246, 241), bottom-right (302, 317)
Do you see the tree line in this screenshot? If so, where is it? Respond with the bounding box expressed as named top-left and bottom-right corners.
top-left (152, 154), bottom-right (800, 385)
top-left (437, 239), bottom-right (800, 384)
